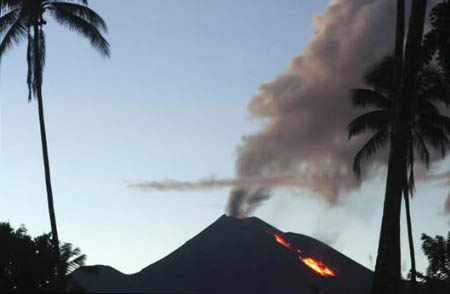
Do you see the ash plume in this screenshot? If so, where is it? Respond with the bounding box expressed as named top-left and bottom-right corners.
top-left (129, 177), bottom-right (238, 191)
top-left (130, 0), bottom-right (446, 217)
top-left (227, 0), bottom-right (442, 216)
top-left (129, 173), bottom-right (352, 194)
top-left (227, 0), bottom-right (396, 216)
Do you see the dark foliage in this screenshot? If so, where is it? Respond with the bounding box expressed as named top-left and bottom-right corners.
top-left (402, 232), bottom-right (450, 294)
top-left (420, 232), bottom-right (450, 282)
top-left (348, 56), bottom-right (450, 187)
top-left (0, 222), bottom-right (85, 292)
top-left (423, 0), bottom-right (450, 81)
top-left (0, 0), bottom-right (110, 100)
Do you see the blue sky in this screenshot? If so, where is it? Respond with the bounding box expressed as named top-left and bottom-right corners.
top-left (1, 0), bottom-right (449, 275)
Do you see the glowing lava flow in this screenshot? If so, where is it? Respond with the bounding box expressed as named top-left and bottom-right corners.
top-left (274, 234), bottom-right (292, 250)
top-left (272, 234), bottom-right (336, 278)
top-left (301, 258), bottom-right (336, 277)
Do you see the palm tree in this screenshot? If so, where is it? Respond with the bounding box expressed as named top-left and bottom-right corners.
top-left (349, 56), bottom-right (450, 287)
top-left (0, 0), bottom-right (109, 277)
top-left (370, 1), bottom-right (428, 293)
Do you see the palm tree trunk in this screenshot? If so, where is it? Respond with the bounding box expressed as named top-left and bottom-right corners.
top-left (371, 1), bottom-right (406, 292)
top-left (404, 188), bottom-right (417, 288)
top-left (33, 23), bottom-right (61, 276)
top-left (399, 0), bottom-right (428, 287)
top-left (37, 83), bottom-right (60, 254)
top-left (371, 1), bottom-right (427, 293)
top-left (371, 140), bottom-right (405, 294)
top-left (393, 0), bottom-right (405, 91)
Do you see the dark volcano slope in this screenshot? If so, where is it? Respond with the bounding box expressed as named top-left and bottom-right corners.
top-left (70, 215), bottom-right (373, 293)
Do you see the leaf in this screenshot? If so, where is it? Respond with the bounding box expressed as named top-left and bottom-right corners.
top-left (353, 130), bottom-right (389, 178)
top-left (350, 88), bottom-right (391, 109)
top-left (348, 110), bottom-right (391, 139)
top-left (49, 6), bottom-right (110, 57)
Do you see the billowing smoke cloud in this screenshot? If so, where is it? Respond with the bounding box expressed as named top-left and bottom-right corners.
top-left (228, 0), bottom-right (398, 216)
top-left (227, 0), bottom-right (443, 216)
top-left (130, 0), bottom-right (446, 217)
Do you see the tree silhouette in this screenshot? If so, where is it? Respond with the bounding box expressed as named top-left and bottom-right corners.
top-left (421, 232), bottom-right (450, 282)
top-left (423, 0), bottom-right (450, 81)
top-left (0, 0), bottom-right (109, 278)
top-left (349, 55), bottom-right (450, 286)
top-left (370, 1), bottom-right (428, 292)
top-left (412, 232), bottom-right (450, 294)
top-left (0, 222), bottom-right (86, 292)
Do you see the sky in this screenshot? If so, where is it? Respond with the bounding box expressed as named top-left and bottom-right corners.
top-left (1, 0), bottom-right (449, 276)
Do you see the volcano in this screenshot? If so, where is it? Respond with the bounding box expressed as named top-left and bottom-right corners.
top-left (69, 215), bottom-right (373, 293)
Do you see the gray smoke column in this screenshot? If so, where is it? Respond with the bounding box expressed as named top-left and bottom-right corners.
top-left (228, 0), bottom-right (402, 216)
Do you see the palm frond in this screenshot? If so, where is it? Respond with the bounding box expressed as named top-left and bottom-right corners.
top-left (0, 8), bottom-right (19, 34)
top-left (26, 27), bottom-right (33, 100)
top-left (39, 27), bottom-right (45, 69)
top-left (49, 2), bottom-right (107, 32)
top-left (417, 121), bottom-right (450, 157)
top-left (0, 15), bottom-right (26, 58)
top-left (420, 114), bottom-right (450, 135)
top-left (59, 242), bottom-right (86, 274)
top-left (51, 0), bottom-right (88, 5)
top-left (348, 110), bottom-right (391, 139)
top-left (420, 83), bottom-right (450, 107)
top-left (66, 254), bottom-right (86, 274)
top-left (416, 67), bottom-right (450, 106)
top-left (350, 88), bottom-right (391, 109)
top-left (0, 0), bottom-right (21, 12)
top-left (353, 130), bottom-right (389, 178)
top-left (49, 7), bottom-right (110, 57)
top-left (417, 99), bottom-right (440, 115)
top-left (363, 55), bottom-right (395, 93)
top-left (412, 132), bottom-right (431, 168)
top-left (406, 138), bottom-right (416, 196)
top-left (417, 66), bottom-right (443, 85)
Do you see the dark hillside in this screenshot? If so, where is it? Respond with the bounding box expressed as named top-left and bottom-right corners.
top-left (70, 215), bottom-right (372, 293)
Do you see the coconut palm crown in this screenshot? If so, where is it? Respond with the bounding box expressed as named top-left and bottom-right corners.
top-left (0, 0), bottom-right (110, 99)
top-left (348, 55), bottom-right (450, 187)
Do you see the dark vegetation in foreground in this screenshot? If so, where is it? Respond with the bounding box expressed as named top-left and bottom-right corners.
top-left (2, 218), bottom-right (449, 293)
top-left (0, 222), bottom-right (85, 292)
top-left (405, 232), bottom-right (450, 294)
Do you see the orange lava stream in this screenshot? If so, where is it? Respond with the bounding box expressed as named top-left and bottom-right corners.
top-left (301, 257), bottom-right (336, 277)
top-left (272, 233), bottom-right (336, 278)
top-left (274, 234), bottom-right (292, 249)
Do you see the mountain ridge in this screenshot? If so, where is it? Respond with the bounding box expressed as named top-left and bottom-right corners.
top-left (69, 214), bottom-right (373, 293)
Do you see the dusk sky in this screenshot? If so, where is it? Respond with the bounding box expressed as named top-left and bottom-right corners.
top-left (1, 0), bottom-right (449, 276)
